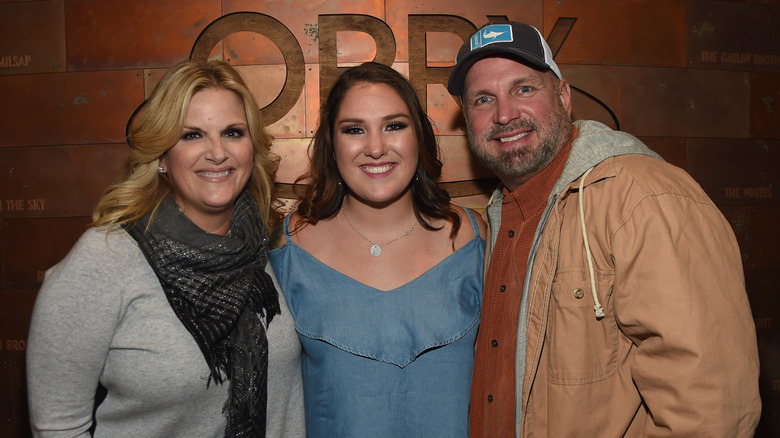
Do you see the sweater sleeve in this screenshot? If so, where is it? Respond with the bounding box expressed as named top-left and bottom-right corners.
top-left (26, 229), bottom-right (129, 437)
top-left (612, 190), bottom-right (761, 436)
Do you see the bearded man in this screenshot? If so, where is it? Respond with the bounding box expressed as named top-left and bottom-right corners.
top-left (449, 20), bottom-right (761, 437)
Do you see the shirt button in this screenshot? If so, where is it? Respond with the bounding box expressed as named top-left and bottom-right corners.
top-left (500, 285), bottom-right (507, 293)
top-left (508, 230), bottom-right (515, 238)
top-left (491, 339), bottom-right (499, 347)
top-left (487, 395), bottom-right (494, 403)
top-left (573, 288), bottom-right (584, 299)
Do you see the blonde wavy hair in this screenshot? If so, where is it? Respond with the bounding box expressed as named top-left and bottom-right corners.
top-left (92, 60), bottom-right (278, 232)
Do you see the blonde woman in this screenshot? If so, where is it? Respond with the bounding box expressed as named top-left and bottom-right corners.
top-left (26, 60), bottom-right (304, 438)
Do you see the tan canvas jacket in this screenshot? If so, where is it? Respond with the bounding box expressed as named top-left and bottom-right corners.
top-left (484, 120), bottom-right (761, 437)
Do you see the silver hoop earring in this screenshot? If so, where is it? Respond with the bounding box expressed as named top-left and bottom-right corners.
top-left (157, 166), bottom-right (165, 174)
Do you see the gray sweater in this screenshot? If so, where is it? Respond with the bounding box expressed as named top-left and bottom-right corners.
top-left (27, 227), bottom-right (305, 438)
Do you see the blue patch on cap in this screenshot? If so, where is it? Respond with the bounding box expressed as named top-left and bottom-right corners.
top-left (470, 24), bottom-right (513, 50)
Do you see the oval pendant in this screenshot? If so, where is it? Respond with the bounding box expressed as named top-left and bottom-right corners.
top-left (370, 244), bottom-right (382, 256)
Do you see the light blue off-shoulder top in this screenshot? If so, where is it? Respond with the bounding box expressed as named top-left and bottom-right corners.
top-left (269, 209), bottom-right (485, 438)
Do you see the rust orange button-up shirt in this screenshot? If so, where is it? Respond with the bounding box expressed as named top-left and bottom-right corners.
top-left (470, 133), bottom-right (574, 437)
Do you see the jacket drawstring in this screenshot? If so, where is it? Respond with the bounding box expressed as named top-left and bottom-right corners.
top-left (578, 167), bottom-right (605, 319)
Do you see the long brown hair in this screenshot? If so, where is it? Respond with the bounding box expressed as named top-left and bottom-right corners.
top-left (294, 62), bottom-right (460, 237)
top-left (92, 60), bottom-right (278, 232)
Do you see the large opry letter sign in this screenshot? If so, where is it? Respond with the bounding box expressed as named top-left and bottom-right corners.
top-left (189, 13), bottom-right (581, 126)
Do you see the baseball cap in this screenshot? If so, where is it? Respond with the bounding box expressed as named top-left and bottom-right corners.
top-left (447, 21), bottom-right (561, 96)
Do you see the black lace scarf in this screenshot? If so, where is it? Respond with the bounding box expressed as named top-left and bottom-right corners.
top-left (126, 190), bottom-right (280, 437)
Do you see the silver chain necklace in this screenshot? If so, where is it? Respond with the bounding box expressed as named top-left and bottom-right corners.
top-left (341, 205), bottom-right (417, 256)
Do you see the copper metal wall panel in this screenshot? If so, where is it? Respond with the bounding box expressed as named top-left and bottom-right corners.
top-left (417, 31), bottom-right (466, 68)
top-left (639, 137), bottom-right (688, 170)
top-left (0, 352), bottom-right (31, 438)
top-left (751, 72), bottom-right (780, 138)
top-left (271, 138), bottom-right (312, 184)
top-left (0, 291), bottom-right (37, 352)
top-left (1, 218), bottom-right (90, 289)
top-left (222, 31), bottom-right (285, 67)
top-left (0, 144), bottom-right (130, 218)
top-left (543, 0), bottom-right (686, 67)
top-left (0, 146), bottom-right (75, 218)
top-left (0, 70), bottom-right (143, 148)
top-left (223, 0), bottom-right (385, 65)
top-left (618, 66), bottom-right (750, 138)
top-left (0, 0), bottom-right (65, 76)
top-left (562, 65), bottom-right (620, 130)
top-left (742, 267), bottom-right (780, 319)
top-left (439, 135), bottom-right (492, 183)
top-left (142, 68), bottom-right (167, 99)
top-left (451, 194), bottom-right (491, 213)
top-left (236, 65), bottom-right (307, 138)
top-left (304, 64), bottom-right (321, 138)
top-left (65, 0), bottom-right (220, 71)
top-left (687, 138), bottom-right (779, 206)
top-left (67, 144), bottom-right (132, 213)
top-left (427, 80), bottom-right (467, 135)
top-left (0, 291), bottom-right (33, 438)
top-left (742, 207), bottom-right (780, 271)
top-left (687, 0), bottom-right (780, 73)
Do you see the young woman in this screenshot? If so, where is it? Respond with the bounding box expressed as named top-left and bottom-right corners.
top-left (26, 60), bottom-right (304, 438)
top-left (270, 62), bottom-right (486, 437)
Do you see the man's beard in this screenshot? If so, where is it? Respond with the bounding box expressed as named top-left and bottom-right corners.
top-left (467, 97), bottom-right (572, 188)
